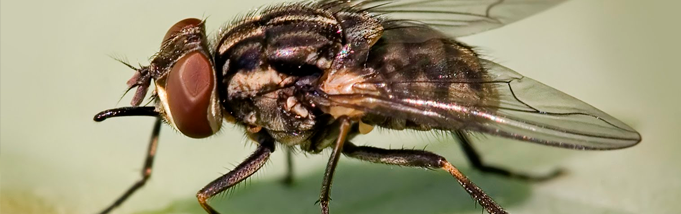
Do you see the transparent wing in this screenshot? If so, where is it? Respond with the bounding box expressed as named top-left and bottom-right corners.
top-left (312, 59), bottom-right (641, 150)
top-left (318, 0), bottom-right (566, 37)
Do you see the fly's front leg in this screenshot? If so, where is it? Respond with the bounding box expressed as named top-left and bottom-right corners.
top-left (196, 132), bottom-right (275, 214)
top-left (454, 130), bottom-right (563, 181)
top-left (318, 116), bottom-right (352, 214)
top-left (98, 117), bottom-right (162, 214)
top-left (342, 141), bottom-right (507, 214)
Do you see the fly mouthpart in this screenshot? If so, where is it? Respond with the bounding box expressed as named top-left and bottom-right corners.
top-left (124, 65), bottom-right (152, 107)
top-left (110, 56), bottom-right (154, 107)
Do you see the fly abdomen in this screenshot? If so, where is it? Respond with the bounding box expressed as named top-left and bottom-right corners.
top-left (360, 23), bottom-right (497, 131)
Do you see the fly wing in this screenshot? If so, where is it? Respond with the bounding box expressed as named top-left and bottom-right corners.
top-left (313, 59), bottom-right (641, 150)
top-left (318, 0), bottom-right (566, 37)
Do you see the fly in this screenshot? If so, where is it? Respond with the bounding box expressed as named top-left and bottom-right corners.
top-left (93, 0), bottom-right (642, 214)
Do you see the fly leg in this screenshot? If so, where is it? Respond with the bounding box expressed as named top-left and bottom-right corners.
top-left (98, 117), bottom-right (162, 214)
top-left (318, 116), bottom-right (352, 214)
top-left (281, 146), bottom-right (295, 186)
top-left (342, 141), bottom-right (507, 214)
top-left (454, 130), bottom-right (563, 181)
top-left (196, 132), bottom-right (275, 214)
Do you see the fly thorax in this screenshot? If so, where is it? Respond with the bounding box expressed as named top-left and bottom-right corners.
top-left (222, 63), bottom-right (319, 145)
top-left (213, 6), bottom-right (339, 144)
top-left (213, 4), bottom-right (384, 144)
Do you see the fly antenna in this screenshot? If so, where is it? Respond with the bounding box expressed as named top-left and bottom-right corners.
top-left (109, 54), bottom-right (139, 71)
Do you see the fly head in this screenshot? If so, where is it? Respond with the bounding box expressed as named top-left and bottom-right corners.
top-left (106, 18), bottom-right (224, 139)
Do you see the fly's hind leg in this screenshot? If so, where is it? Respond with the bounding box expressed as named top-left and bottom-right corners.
top-left (342, 142), bottom-right (507, 214)
top-left (454, 130), bottom-right (563, 182)
top-left (98, 118), bottom-right (162, 214)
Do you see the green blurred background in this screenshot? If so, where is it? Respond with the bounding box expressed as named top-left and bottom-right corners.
top-left (1, 0), bottom-right (679, 214)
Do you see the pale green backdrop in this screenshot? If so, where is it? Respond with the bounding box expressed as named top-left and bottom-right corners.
top-left (1, 0), bottom-right (679, 214)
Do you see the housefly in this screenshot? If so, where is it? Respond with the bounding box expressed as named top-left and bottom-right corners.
top-left (93, 0), bottom-right (642, 213)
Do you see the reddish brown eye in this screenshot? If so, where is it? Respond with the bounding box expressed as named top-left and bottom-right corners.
top-left (163, 18), bottom-right (202, 43)
top-left (166, 51), bottom-right (215, 138)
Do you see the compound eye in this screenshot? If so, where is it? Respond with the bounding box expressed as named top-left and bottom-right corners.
top-left (166, 51), bottom-right (215, 138)
top-left (163, 18), bottom-right (202, 43)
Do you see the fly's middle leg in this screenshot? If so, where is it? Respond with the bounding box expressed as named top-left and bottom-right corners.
top-left (317, 116), bottom-right (352, 214)
top-left (281, 146), bottom-right (295, 186)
